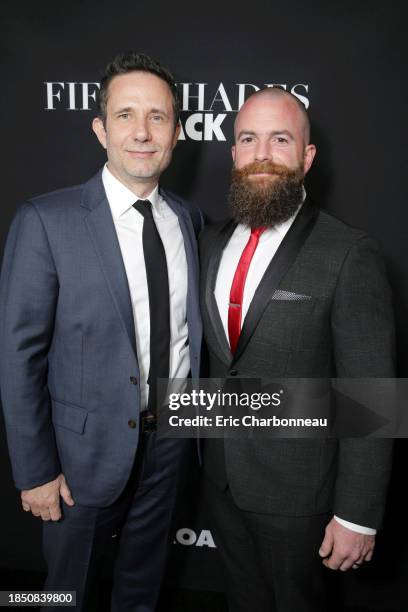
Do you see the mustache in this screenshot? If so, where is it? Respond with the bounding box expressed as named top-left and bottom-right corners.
top-left (232, 161), bottom-right (293, 180)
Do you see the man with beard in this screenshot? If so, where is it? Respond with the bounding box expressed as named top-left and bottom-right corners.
top-left (199, 88), bottom-right (395, 611)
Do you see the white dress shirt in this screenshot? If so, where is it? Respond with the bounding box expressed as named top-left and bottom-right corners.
top-left (214, 208), bottom-right (375, 536)
top-left (214, 215), bottom-right (299, 334)
top-left (102, 165), bottom-right (190, 410)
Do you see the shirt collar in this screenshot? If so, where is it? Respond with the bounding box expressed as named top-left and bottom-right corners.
top-left (102, 164), bottom-right (164, 219)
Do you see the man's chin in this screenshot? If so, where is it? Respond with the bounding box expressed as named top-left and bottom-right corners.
top-left (229, 176), bottom-right (304, 228)
top-left (246, 175), bottom-right (278, 194)
top-left (124, 165), bottom-right (159, 181)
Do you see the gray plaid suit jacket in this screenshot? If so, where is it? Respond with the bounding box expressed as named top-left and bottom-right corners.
top-left (200, 201), bottom-right (395, 528)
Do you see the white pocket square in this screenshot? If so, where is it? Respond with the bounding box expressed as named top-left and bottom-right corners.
top-left (271, 290), bottom-right (312, 301)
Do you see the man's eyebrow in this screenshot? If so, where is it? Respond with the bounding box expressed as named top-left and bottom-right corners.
top-left (150, 108), bottom-right (169, 116)
top-left (114, 106), bottom-right (133, 114)
top-left (236, 130), bottom-right (256, 140)
top-left (113, 107), bottom-right (169, 116)
top-left (270, 129), bottom-right (294, 139)
top-left (236, 129), bottom-right (295, 140)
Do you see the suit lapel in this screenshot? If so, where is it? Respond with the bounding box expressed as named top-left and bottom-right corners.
top-left (81, 171), bottom-right (137, 359)
top-left (160, 188), bottom-right (199, 285)
top-left (205, 220), bottom-right (237, 364)
top-left (232, 200), bottom-right (319, 363)
top-left (160, 188), bottom-right (202, 377)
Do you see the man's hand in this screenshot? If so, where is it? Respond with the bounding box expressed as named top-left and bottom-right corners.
top-left (318, 517), bottom-right (375, 571)
top-left (21, 474), bottom-right (75, 521)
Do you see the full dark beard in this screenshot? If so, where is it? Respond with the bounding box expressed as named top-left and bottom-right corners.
top-left (229, 161), bottom-right (305, 227)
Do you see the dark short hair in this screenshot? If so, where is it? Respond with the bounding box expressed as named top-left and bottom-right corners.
top-left (98, 51), bottom-right (180, 127)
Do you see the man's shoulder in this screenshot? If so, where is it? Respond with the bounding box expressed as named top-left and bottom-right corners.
top-left (316, 208), bottom-right (366, 236)
top-left (160, 188), bottom-right (203, 236)
top-left (199, 219), bottom-right (230, 244)
top-left (306, 207), bottom-right (387, 277)
top-left (9, 182), bottom-right (88, 233)
top-left (160, 187), bottom-right (198, 214)
top-left (314, 207), bottom-right (372, 250)
top-left (19, 170), bottom-right (104, 223)
top-left (28, 183), bottom-right (85, 211)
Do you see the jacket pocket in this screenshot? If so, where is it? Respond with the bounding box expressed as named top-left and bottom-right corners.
top-left (51, 399), bottom-right (88, 434)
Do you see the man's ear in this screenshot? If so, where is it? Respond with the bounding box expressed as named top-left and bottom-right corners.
top-left (231, 145), bottom-right (236, 162)
top-left (172, 122), bottom-right (181, 148)
top-left (92, 117), bottom-right (107, 150)
top-left (303, 144), bottom-right (316, 175)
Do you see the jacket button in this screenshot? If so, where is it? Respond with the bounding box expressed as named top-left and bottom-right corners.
top-left (130, 376), bottom-right (138, 385)
top-left (128, 419), bottom-right (137, 429)
top-left (229, 370), bottom-right (238, 376)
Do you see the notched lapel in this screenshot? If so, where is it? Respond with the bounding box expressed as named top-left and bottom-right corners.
top-left (160, 189), bottom-right (203, 371)
top-left (233, 202), bottom-right (319, 363)
top-left (161, 189), bottom-right (199, 281)
top-left (205, 221), bottom-right (237, 364)
top-left (81, 171), bottom-right (137, 359)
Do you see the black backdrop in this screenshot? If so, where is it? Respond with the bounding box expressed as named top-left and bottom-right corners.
top-left (1, 1), bottom-right (408, 609)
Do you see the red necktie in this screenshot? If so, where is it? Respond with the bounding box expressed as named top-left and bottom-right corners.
top-left (228, 227), bottom-right (266, 354)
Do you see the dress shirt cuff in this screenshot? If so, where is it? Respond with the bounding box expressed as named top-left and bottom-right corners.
top-left (333, 515), bottom-right (376, 535)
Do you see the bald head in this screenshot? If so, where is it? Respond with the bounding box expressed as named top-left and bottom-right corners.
top-left (235, 87), bottom-right (311, 145)
top-left (232, 86), bottom-right (316, 178)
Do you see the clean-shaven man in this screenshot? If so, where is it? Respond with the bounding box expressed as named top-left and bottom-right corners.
top-left (200, 87), bottom-right (395, 611)
top-left (0, 51), bottom-right (202, 611)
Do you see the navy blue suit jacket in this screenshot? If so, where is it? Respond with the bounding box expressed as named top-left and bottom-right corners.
top-left (0, 169), bottom-right (202, 506)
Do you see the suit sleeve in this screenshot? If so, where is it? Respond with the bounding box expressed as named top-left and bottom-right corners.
top-left (331, 235), bottom-right (396, 528)
top-left (0, 202), bottom-right (61, 490)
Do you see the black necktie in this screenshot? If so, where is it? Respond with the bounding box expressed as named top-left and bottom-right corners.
top-left (133, 199), bottom-right (170, 414)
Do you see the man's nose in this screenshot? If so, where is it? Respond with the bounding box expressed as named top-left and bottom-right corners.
top-left (131, 117), bottom-right (150, 141)
top-left (254, 140), bottom-right (272, 161)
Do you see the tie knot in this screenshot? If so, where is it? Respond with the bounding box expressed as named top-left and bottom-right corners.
top-left (133, 199), bottom-right (153, 219)
top-left (250, 226), bottom-right (266, 239)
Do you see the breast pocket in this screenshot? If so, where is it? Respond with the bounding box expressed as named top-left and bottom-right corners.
top-left (254, 299), bottom-right (316, 350)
